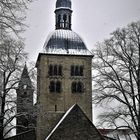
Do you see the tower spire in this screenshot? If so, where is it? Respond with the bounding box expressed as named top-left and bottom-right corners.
top-left (18, 64), bottom-right (32, 89)
top-left (55, 0), bottom-right (72, 30)
top-left (16, 64), bottom-right (35, 134)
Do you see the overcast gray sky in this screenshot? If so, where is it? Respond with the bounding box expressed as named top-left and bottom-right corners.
top-left (23, 0), bottom-right (140, 61)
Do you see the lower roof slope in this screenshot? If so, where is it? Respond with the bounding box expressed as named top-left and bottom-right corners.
top-left (46, 104), bottom-right (105, 140)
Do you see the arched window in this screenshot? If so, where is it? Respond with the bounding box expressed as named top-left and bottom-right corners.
top-left (71, 82), bottom-right (84, 93)
top-left (63, 14), bottom-right (67, 28)
top-left (58, 65), bottom-right (62, 76)
top-left (56, 81), bottom-right (61, 93)
top-left (48, 64), bottom-right (63, 76)
top-left (54, 65), bottom-right (57, 75)
top-left (58, 15), bottom-right (61, 28)
top-left (75, 66), bottom-right (79, 76)
top-left (63, 14), bottom-right (67, 21)
top-left (48, 65), bottom-right (53, 76)
top-left (71, 82), bottom-right (76, 93)
top-left (71, 65), bottom-right (74, 76)
top-left (50, 81), bottom-right (55, 92)
top-left (49, 81), bottom-right (61, 93)
top-left (70, 65), bottom-right (84, 76)
top-left (80, 66), bottom-right (83, 76)
top-left (78, 82), bottom-right (84, 93)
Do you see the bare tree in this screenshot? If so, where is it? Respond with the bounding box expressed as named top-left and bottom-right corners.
top-left (0, 0), bottom-right (36, 139)
top-left (93, 21), bottom-right (140, 140)
top-left (0, 0), bottom-right (33, 38)
top-left (0, 36), bottom-right (27, 139)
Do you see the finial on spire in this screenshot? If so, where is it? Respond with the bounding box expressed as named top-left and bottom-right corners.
top-left (56, 0), bottom-right (71, 9)
top-left (18, 63), bottom-right (33, 89)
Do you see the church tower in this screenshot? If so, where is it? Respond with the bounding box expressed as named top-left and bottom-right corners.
top-left (36, 0), bottom-right (93, 139)
top-left (16, 64), bottom-right (35, 134)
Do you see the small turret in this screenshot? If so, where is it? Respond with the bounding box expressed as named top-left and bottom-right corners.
top-left (55, 0), bottom-right (72, 30)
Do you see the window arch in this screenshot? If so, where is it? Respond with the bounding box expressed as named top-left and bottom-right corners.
top-left (50, 81), bottom-right (55, 92)
top-left (71, 65), bottom-right (74, 76)
top-left (58, 65), bottom-right (62, 76)
top-left (63, 14), bottom-right (67, 28)
top-left (71, 82), bottom-right (76, 93)
top-left (80, 66), bottom-right (84, 76)
top-left (54, 65), bottom-right (57, 75)
top-left (58, 14), bottom-right (61, 28)
top-left (56, 81), bottom-right (61, 93)
top-left (49, 81), bottom-right (62, 93)
top-left (75, 66), bottom-right (79, 76)
top-left (48, 64), bottom-right (62, 76)
top-left (71, 65), bottom-right (84, 76)
top-left (48, 65), bottom-right (53, 76)
top-left (77, 82), bottom-right (84, 93)
top-left (71, 82), bottom-right (84, 93)
top-left (63, 14), bottom-right (67, 21)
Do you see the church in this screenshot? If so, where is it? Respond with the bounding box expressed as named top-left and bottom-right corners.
top-left (5, 0), bottom-right (116, 140)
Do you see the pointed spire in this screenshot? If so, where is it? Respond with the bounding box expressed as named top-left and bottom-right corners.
top-left (21, 63), bottom-right (29, 78)
top-left (18, 63), bottom-right (33, 89)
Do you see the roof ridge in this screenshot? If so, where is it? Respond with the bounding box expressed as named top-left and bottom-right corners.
top-left (45, 104), bottom-right (76, 140)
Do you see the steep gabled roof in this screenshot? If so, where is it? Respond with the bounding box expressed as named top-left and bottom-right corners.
top-left (46, 104), bottom-right (105, 140)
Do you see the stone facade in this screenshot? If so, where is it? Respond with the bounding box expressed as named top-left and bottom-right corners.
top-left (36, 53), bottom-right (93, 140)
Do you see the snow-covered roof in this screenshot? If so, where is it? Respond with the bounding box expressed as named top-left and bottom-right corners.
top-left (44, 29), bottom-right (93, 56)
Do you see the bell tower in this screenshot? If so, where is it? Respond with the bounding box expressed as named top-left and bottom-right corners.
top-left (36, 0), bottom-right (93, 140)
top-left (16, 64), bottom-right (35, 134)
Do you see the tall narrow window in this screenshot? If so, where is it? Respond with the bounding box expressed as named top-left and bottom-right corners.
top-left (80, 66), bottom-right (83, 76)
top-left (75, 66), bottom-right (79, 76)
top-left (71, 65), bottom-right (74, 76)
top-left (71, 82), bottom-right (84, 93)
top-left (58, 15), bottom-right (61, 28)
top-left (55, 105), bottom-right (57, 112)
top-left (48, 65), bottom-right (63, 76)
top-left (56, 81), bottom-right (61, 93)
top-left (54, 65), bottom-right (57, 75)
top-left (58, 65), bottom-right (62, 76)
top-left (78, 82), bottom-right (84, 93)
top-left (71, 65), bottom-right (84, 76)
top-left (48, 65), bottom-right (53, 76)
top-left (49, 81), bottom-right (61, 93)
top-left (50, 81), bottom-right (55, 92)
top-left (63, 14), bottom-right (67, 28)
top-left (71, 82), bottom-right (76, 93)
